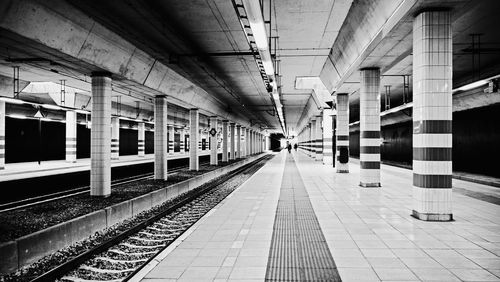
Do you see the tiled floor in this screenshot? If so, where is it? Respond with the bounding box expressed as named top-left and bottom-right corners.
top-left (136, 150), bottom-right (500, 281)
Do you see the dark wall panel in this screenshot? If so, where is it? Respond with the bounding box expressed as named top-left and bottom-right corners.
top-left (145, 131), bottom-right (154, 154)
top-left (349, 104), bottom-right (500, 178)
top-left (76, 124), bottom-right (90, 159)
top-left (5, 117), bottom-right (65, 163)
top-left (119, 128), bottom-right (138, 156)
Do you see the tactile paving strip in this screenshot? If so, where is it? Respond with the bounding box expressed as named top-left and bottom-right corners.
top-left (265, 155), bottom-right (341, 281)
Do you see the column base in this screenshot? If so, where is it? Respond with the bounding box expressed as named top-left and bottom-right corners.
top-left (412, 210), bottom-right (453, 221)
top-left (66, 160), bottom-right (77, 163)
top-left (360, 182), bottom-right (381, 188)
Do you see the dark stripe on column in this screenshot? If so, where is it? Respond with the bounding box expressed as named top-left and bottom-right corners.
top-left (413, 174), bottom-right (452, 188)
top-left (0, 136), bottom-right (4, 140)
top-left (360, 146), bottom-right (380, 154)
top-left (0, 153), bottom-right (4, 158)
top-left (111, 144), bottom-right (119, 148)
top-left (336, 135), bottom-right (348, 141)
top-left (360, 161), bottom-right (380, 169)
top-left (413, 120), bottom-right (452, 134)
top-left (111, 139), bottom-right (118, 142)
top-left (413, 148), bottom-right (452, 161)
top-left (360, 131), bottom-right (380, 138)
top-left (336, 145), bottom-right (349, 150)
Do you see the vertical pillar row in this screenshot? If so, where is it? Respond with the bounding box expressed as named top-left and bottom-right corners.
top-left (189, 109), bottom-right (199, 170)
top-left (236, 125), bottom-right (241, 158)
top-left (222, 120), bottom-right (228, 162)
top-left (241, 126), bottom-right (246, 157)
top-left (412, 10), bottom-right (453, 221)
top-left (111, 117), bottom-right (119, 160)
top-left (315, 115), bottom-right (323, 161)
top-left (359, 68), bottom-right (381, 187)
top-left (138, 122), bottom-right (145, 157)
top-left (210, 116), bottom-right (218, 165)
top-left (322, 109), bottom-right (334, 165)
top-left (154, 95), bottom-right (168, 180)
top-left (65, 110), bottom-right (77, 163)
top-left (168, 125), bottom-right (174, 154)
top-left (336, 93), bottom-right (349, 173)
top-left (90, 74), bottom-right (112, 196)
top-left (229, 123), bottom-right (236, 160)
top-left (0, 100), bottom-right (5, 170)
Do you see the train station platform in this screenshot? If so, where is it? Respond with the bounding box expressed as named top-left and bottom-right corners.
top-left (0, 151), bottom-right (213, 182)
top-left (133, 151), bottom-right (500, 282)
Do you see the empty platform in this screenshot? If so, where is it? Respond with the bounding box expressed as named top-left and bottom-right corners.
top-left (133, 151), bottom-right (500, 282)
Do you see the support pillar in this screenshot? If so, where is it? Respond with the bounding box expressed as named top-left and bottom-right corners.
top-left (0, 101), bottom-right (5, 170)
top-left (311, 119), bottom-right (317, 158)
top-left (315, 115), bottom-right (323, 161)
top-left (246, 128), bottom-right (250, 156)
top-left (412, 10), bottom-right (453, 221)
top-left (241, 127), bottom-right (246, 157)
top-left (210, 116), bottom-right (218, 165)
top-left (138, 122), bottom-right (145, 157)
top-left (168, 125), bottom-right (174, 155)
top-left (111, 117), bottom-right (119, 160)
top-left (90, 74), bottom-right (112, 196)
top-left (359, 68), bottom-right (381, 187)
top-left (229, 123), bottom-right (236, 160)
top-left (322, 109), bottom-right (334, 165)
top-left (336, 93), bottom-right (349, 172)
top-left (65, 110), bottom-right (77, 163)
top-left (222, 120), bottom-right (228, 162)
top-left (154, 95), bottom-right (168, 180)
top-left (189, 109), bottom-right (199, 170)
top-left (236, 125), bottom-right (241, 158)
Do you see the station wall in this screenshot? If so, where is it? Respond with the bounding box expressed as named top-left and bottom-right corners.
top-left (349, 104), bottom-right (500, 178)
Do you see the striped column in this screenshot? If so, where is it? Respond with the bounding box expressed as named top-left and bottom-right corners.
top-left (311, 119), bottom-right (317, 158)
top-left (336, 93), bottom-right (349, 173)
top-left (90, 74), bottom-right (112, 196)
top-left (359, 68), bottom-right (381, 187)
top-left (412, 10), bottom-right (453, 221)
top-left (168, 125), bottom-right (174, 154)
top-left (222, 120), bottom-right (228, 162)
top-left (315, 115), bottom-right (323, 161)
top-left (229, 123), bottom-right (235, 160)
top-left (236, 125), bottom-right (241, 158)
top-left (154, 95), bottom-right (168, 180)
top-left (0, 101), bottom-right (5, 170)
top-left (179, 130), bottom-right (185, 153)
top-left (189, 109), bottom-right (199, 170)
top-left (309, 123), bottom-right (313, 157)
top-left (111, 117), bottom-right (119, 160)
top-left (322, 109), bottom-right (334, 165)
top-left (210, 117), bottom-right (218, 165)
top-left (138, 122), bottom-right (145, 157)
top-left (65, 111), bottom-right (77, 163)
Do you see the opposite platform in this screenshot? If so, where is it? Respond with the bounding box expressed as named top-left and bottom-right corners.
top-left (134, 150), bottom-right (500, 281)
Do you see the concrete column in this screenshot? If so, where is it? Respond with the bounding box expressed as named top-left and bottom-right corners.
top-left (308, 123), bottom-right (312, 156)
top-left (359, 68), bottom-right (381, 187)
top-left (189, 109), bottom-right (199, 170)
top-left (167, 125), bottom-right (174, 155)
top-left (322, 109), bottom-right (334, 165)
top-left (90, 74), bottom-right (112, 197)
top-left (236, 125), bottom-right (241, 158)
top-left (241, 126), bottom-right (246, 157)
top-left (154, 95), bottom-right (168, 180)
top-left (222, 120), bottom-right (228, 162)
top-left (209, 116), bottom-right (218, 165)
top-left (0, 101), bottom-right (5, 170)
top-left (180, 129), bottom-right (185, 153)
top-left (251, 130), bottom-right (255, 154)
top-left (336, 93), bottom-right (349, 173)
top-left (315, 115), bottom-right (323, 161)
top-left (311, 119), bottom-right (317, 158)
top-left (138, 122), bottom-right (145, 157)
top-left (266, 135), bottom-right (270, 151)
top-left (65, 110), bottom-right (77, 163)
top-left (412, 10), bottom-right (453, 221)
top-left (246, 128), bottom-right (250, 156)
top-left (229, 123), bottom-right (236, 160)
top-left (111, 117), bottom-right (119, 160)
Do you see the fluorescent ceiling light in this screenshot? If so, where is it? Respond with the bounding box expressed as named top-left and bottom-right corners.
top-left (8, 114), bottom-right (27, 119)
top-left (454, 80), bottom-right (488, 92)
top-left (75, 109), bottom-right (89, 114)
top-left (42, 104), bottom-right (64, 110)
top-left (0, 97), bottom-right (25, 105)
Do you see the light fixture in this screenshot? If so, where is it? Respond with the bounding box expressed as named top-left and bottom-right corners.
top-left (75, 109), bottom-right (89, 114)
top-left (41, 104), bottom-right (64, 111)
top-left (453, 80), bottom-right (488, 92)
top-left (0, 97), bottom-right (25, 105)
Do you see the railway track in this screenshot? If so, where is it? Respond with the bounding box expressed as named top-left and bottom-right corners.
top-left (0, 163), bottom-right (208, 213)
top-left (28, 155), bottom-right (271, 282)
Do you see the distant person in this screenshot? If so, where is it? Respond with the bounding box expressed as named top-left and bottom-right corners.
top-left (294, 144), bottom-right (298, 151)
top-left (287, 143), bottom-right (292, 153)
